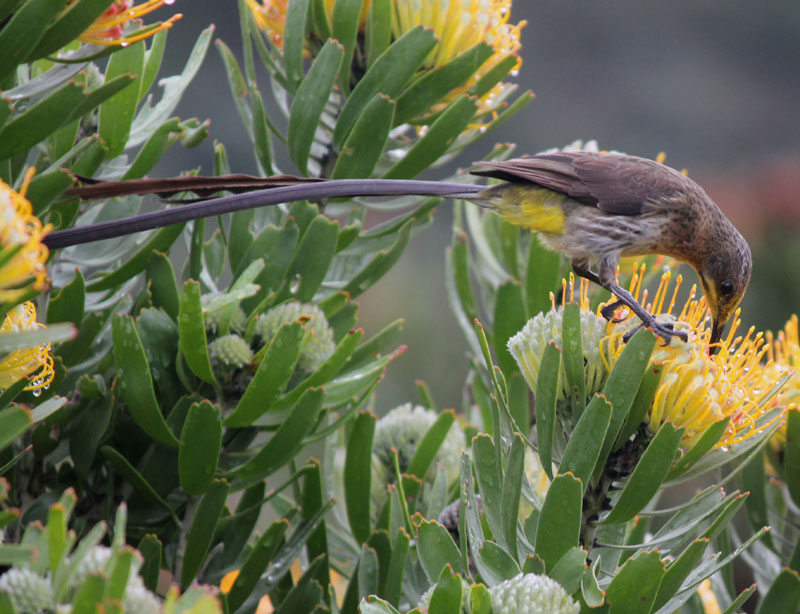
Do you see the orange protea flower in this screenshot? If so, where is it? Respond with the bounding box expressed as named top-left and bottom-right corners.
top-left (79, 0), bottom-right (182, 46)
top-left (0, 302), bottom-right (55, 393)
top-left (604, 263), bottom-right (784, 449)
top-left (0, 171), bottom-right (51, 303)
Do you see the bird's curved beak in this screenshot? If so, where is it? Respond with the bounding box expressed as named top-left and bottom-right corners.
top-left (709, 319), bottom-right (726, 355)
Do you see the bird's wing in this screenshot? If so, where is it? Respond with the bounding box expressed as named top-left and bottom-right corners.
top-left (471, 152), bottom-right (688, 216)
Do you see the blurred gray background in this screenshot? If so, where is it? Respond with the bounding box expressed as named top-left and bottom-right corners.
top-left (152, 0), bottom-right (800, 412)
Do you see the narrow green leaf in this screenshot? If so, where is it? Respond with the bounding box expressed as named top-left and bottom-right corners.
top-left (345, 411), bottom-right (376, 544)
top-left (330, 0), bottom-right (367, 89)
top-left (137, 534), bottom-right (162, 592)
top-left (358, 545), bottom-right (379, 598)
top-left (288, 39), bottom-right (344, 174)
top-left (472, 435), bottom-right (504, 548)
top-left (283, 0), bottom-right (310, 91)
top-left (224, 322), bottom-right (303, 427)
top-left (0, 0), bottom-right (68, 80)
top-left (616, 363), bottom-right (662, 450)
top-left (112, 314), bottom-right (179, 447)
top-left (300, 461), bottom-right (329, 585)
top-left (558, 394), bottom-right (612, 490)
top-left (385, 529), bottom-right (410, 607)
top-left (0, 406), bottom-right (31, 452)
top-left (535, 342), bottom-right (560, 479)
top-left (418, 520), bottom-right (463, 583)
top-left (279, 215), bottom-right (339, 303)
top-left (364, 0), bottom-right (390, 68)
top-left (469, 54), bottom-right (519, 99)
top-left (561, 302), bottom-right (586, 408)
top-left (178, 280), bottom-right (217, 385)
top-left (333, 25), bottom-right (438, 146)
top-left (500, 435), bottom-right (525, 562)
top-left (549, 547), bottom-right (587, 596)
top-left (535, 473), bottom-right (581, 571)
top-left (604, 550), bottom-right (665, 614)
top-left (47, 502), bottom-right (67, 576)
top-left (180, 479), bottom-right (230, 588)
top-left (106, 548), bottom-right (136, 601)
top-left (99, 40), bottom-right (145, 158)
top-left (384, 95), bottom-right (478, 179)
top-left (493, 280), bottom-right (527, 378)
top-left (667, 417), bottom-right (730, 480)
top-left (741, 449), bottom-right (774, 550)
top-left (596, 328), bottom-right (656, 475)
top-left (231, 387), bottom-right (324, 481)
top-left (395, 42), bottom-right (493, 125)
top-left (179, 401), bottom-right (222, 495)
top-left (71, 574), bottom-right (105, 614)
top-left (756, 569), bottom-right (800, 614)
top-left (225, 519), bottom-right (289, 613)
top-left (47, 269), bottom-right (85, 326)
top-left (100, 446), bottom-right (176, 520)
top-left (475, 541), bottom-right (520, 586)
top-left (652, 538), bottom-right (709, 612)
top-left (140, 29), bottom-right (167, 98)
top-left (146, 251), bottom-right (180, 320)
top-left (405, 410), bottom-right (456, 498)
top-left (602, 422), bottom-right (683, 525)
top-left (332, 93), bottom-right (395, 179)
top-left (581, 556), bottom-right (604, 608)
top-left (722, 585), bottom-right (757, 614)
top-left (429, 565), bottom-right (464, 614)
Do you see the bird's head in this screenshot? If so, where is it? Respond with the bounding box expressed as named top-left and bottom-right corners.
top-left (697, 232), bottom-right (752, 353)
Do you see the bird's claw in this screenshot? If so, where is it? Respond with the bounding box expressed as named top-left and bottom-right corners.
top-left (600, 300), bottom-right (628, 323)
top-left (622, 319), bottom-right (688, 345)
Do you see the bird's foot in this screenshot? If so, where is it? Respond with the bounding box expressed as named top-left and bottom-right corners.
top-left (600, 300), bottom-right (628, 323)
top-left (622, 317), bottom-right (688, 345)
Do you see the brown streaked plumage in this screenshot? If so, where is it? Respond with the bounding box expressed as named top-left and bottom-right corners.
top-left (470, 151), bottom-right (752, 351)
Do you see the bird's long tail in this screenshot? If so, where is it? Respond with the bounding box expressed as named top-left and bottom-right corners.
top-left (44, 178), bottom-right (484, 249)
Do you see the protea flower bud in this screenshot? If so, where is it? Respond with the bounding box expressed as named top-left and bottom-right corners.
top-left (490, 573), bottom-right (579, 614)
top-left (0, 568), bottom-right (54, 613)
top-left (255, 302), bottom-right (335, 371)
top-left (208, 334), bottom-right (254, 376)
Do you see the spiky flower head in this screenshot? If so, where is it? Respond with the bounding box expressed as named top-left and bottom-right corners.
top-left (490, 573), bottom-right (579, 614)
top-left (0, 171), bottom-right (50, 303)
top-left (373, 404), bottom-right (465, 484)
top-left (208, 334), bottom-right (254, 377)
top-left (204, 305), bottom-right (247, 335)
top-left (255, 301), bottom-right (335, 371)
top-left (0, 302), bottom-right (55, 394)
top-left (605, 264), bottom-right (783, 449)
top-left (78, 0), bottom-right (182, 46)
top-left (0, 568), bottom-right (54, 614)
top-left (508, 276), bottom-right (608, 404)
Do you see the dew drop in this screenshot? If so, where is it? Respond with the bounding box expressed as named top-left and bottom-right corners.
top-left (289, 275), bottom-right (301, 294)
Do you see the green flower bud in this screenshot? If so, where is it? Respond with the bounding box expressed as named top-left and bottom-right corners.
top-left (490, 573), bottom-right (579, 614)
top-left (0, 568), bottom-right (54, 613)
top-left (204, 305), bottom-right (247, 335)
top-left (255, 302), bottom-right (335, 371)
top-left (208, 334), bottom-right (253, 376)
top-left (507, 307), bottom-right (608, 403)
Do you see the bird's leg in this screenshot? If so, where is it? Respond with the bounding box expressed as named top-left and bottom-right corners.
top-left (597, 261), bottom-right (688, 344)
top-left (570, 261), bottom-right (627, 322)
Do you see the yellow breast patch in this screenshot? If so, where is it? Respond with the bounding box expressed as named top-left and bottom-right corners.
top-left (493, 187), bottom-right (567, 235)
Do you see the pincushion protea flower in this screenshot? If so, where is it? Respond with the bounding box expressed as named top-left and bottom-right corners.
top-left (0, 172), bottom-right (50, 303)
top-left (78, 0), bottom-right (182, 46)
top-left (0, 302), bottom-right (55, 394)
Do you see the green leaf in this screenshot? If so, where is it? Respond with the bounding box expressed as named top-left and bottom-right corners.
top-left (99, 40), bottom-right (145, 158)
top-left (231, 388), bottom-right (324, 481)
top-left (179, 401), bottom-right (222, 495)
top-left (100, 446), bottom-right (177, 521)
top-left (288, 39), bottom-right (344, 174)
top-left (667, 417), bottom-right (730, 480)
top-left (28, 0), bottom-right (113, 58)
top-left (558, 394), bottom-right (612, 490)
top-left (741, 449), bottom-right (774, 550)
top-left (279, 214), bottom-right (339, 303)
top-left (359, 596), bottom-right (401, 614)
top-left (561, 302), bottom-right (586, 408)
top-left (722, 585), bottom-right (757, 614)
top-left (535, 473), bottom-right (581, 571)
top-left (581, 556), bottom-right (604, 608)
top-left (225, 519), bottom-right (289, 613)
top-left (616, 364), bottom-right (662, 451)
top-left (332, 93), bottom-right (395, 179)
top-left (429, 565), bottom-right (464, 614)
top-left (605, 550), bottom-right (665, 614)
top-left (330, 0), bottom-right (368, 89)
top-left (469, 54), bottom-right (519, 99)
top-left (596, 328), bottom-right (656, 476)
top-left (493, 280), bottom-right (527, 378)
top-left (755, 570), bottom-right (800, 614)
top-left (364, 0), bottom-right (390, 68)
top-left (0, 0), bottom-right (68, 81)
top-left (283, 0), bottom-right (310, 91)
top-left (47, 501), bottom-right (67, 577)
top-left (345, 411), bottom-right (376, 544)
top-left (224, 322), bottom-right (303, 427)
top-left (418, 520), bottom-right (463, 583)
top-left (535, 342), bottom-right (560, 480)
top-left (141, 29), bottom-right (167, 98)
top-left (385, 529), bottom-right (410, 607)
top-left (384, 95), bottom-right (478, 179)
top-left (146, 251), bottom-right (180, 320)
top-left (786, 409), bottom-right (800, 507)
top-left (86, 224), bottom-right (184, 292)
top-left (112, 314), bottom-right (179, 447)
top-left (602, 422), bottom-right (684, 525)
top-left (178, 280), bottom-right (217, 386)
top-left (47, 268), bottom-right (85, 326)
top-left (333, 25), bottom-right (438, 146)
top-left (394, 43), bottom-right (494, 125)
top-left (500, 435), bottom-right (525, 562)
top-left (475, 541), bottom-right (520, 586)
top-left (137, 534), bottom-right (162, 592)
top-left (0, 405), bottom-right (31, 452)
top-left (122, 117), bottom-right (184, 180)
top-left (106, 548), bottom-right (136, 602)
top-left (549, 547), bottom-right (587, 596)
top-left (180, 479), bottom-right (230, 588)
top-left (472, 435), bottom-right (504, 549)
top-left (71, 573), bottom-right (106, 614)
top-left (405, 410), bottom-right (456, 497)
top-left (652, 538), bottom-right (709, 612)
top-left (358, 545), bottom-right (379, 598)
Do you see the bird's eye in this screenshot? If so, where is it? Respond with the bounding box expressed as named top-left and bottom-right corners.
top-left (720, 280), bottom-right (734, 295)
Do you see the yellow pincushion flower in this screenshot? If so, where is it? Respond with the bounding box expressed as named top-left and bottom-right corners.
top-left (0, 172), bottom-right (51, 303)
top-left (605, 265), bottom-right (783, 449)
top-left (0, 302), bottom-right (55, 393)
top-left (78, 0), bottom-right (182, 46)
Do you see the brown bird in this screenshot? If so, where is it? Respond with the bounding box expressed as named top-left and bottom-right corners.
top-left (53, 151), bottom-right (751, 350)
top-left (469, 151), bottom-right (752, 349)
